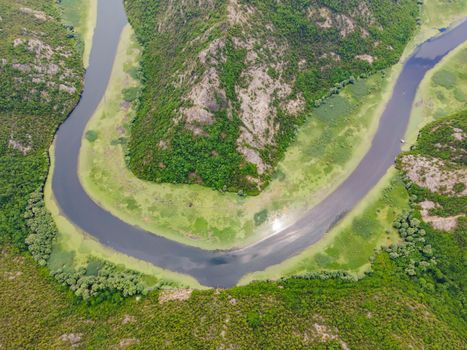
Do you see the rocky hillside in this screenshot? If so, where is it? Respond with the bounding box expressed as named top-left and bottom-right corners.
top-left (0, 0), bottom-right (83, 246)
top-left (125, 0), bottom-right (418, 194)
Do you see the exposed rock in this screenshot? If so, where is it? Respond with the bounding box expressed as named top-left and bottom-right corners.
top-left (419, 200), bottom-right (462, 232)
top-left (119, 338), bottom-right (139, 348)
top-left (12, 63), bottom-right (31, 73)
top-left (311, 7), bottom-right (333, 29)
top-left (59, 333), bottom-right (82, 347)
top-left (27, 38), bottom-right (54, 60)
top-left (20, 7), bottom-right (50, 21)
top-left (227, 0), bottom-right (255, 26)
top-left (355, 54), bottom-right (375, 63)
top-left (8, 137), bottom-right (32, 155)
top-left (59, 84), bottom-right (77, 94)
top-left (13, 38), bottom-right (24, 47)
top-left (122, 314), bottom-right (136, 324)
top-left (3, 271), bottom-right (22, 280)
top-left (401, 155), bottom-right (467, 196)
top-left (158, 289), bottom-right (193, 304)
top-left (452, 127), bottom-right (465, 141)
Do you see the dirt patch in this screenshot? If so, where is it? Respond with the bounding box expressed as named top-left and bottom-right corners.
top-left (401, 155), bottom-right (467, 196)
top-left (158, 289), bottom-right (193, 303)
top-left (419, 200), bottom-right (462, 232)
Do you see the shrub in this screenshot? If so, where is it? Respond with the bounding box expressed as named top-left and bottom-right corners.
top-left (53, 261), bottom-right (145, 300)
top-left (24, 190), bottom-right (57, 265)
top-left (85, 130), bottom-right (98, 142)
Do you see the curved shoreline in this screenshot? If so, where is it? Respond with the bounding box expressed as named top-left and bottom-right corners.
top-left (51, 0), bottom-right (467, 287)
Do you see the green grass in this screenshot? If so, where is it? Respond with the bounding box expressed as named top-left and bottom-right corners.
top-left (404, 42), bottom-right (467, 146)
top-left (59, 0), bottom-right (96, 66)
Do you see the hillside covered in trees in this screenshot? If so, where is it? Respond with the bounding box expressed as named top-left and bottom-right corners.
top-left (0, 0), bottom-right (83, 247)
top-left (125, 0), bottom-right (419, 194)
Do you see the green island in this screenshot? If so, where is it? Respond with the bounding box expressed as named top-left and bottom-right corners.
top-left (0, 0), bottom-right (466, 348)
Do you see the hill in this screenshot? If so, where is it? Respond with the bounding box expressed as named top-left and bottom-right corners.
top-left (125, 0), bottom-right (418, 193)
top-left (0, 0), bottom-right (83, 247)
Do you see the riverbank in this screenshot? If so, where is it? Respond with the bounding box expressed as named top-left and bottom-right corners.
top-left (60, 0), bottom-right (97, 67)
top-left (77, 33), bottom-right (408, 251)
top-left (239, 29), bottom-right (467, 285)
top-left (45, 25), bottom-right (205, 289)
top-left (46, 0), bottom-right (467, 287)
top-left (73, 2), bottom-right (467, 252)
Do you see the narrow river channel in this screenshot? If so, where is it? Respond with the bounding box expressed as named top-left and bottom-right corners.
top-left (52, 0), bottom-right (467, 287)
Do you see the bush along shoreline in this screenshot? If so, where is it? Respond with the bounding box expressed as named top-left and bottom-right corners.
top-left (24, 185), bottom-right (147, 302)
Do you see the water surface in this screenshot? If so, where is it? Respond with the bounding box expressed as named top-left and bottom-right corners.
top-left (52, 0), bottom-right (467, 287)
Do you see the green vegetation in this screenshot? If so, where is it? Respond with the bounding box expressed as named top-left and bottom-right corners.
top-left (24, 190), bottom-right (57, 266)
top-left (1, 243), bottom-right (465, 348)
top-left (0, 1), bottom-right (465, 348)
top-left (0, 0), bottom-right (154, 302)
top-left (24, 183), bottom-right (150, 300)
top-left (391, 111), bottom-right (466, 311)
top-left (52, 261), bottom-right (145, 301)
top-left (9, 111), bottom-right (466, 349)
top-left (241, 39), bottom-right (467, 282)
top-left (79, 23), bottom-right (413, 249)
top-left (0, 0), bottom-right (83, 249)
top-left (125, 0), bottom-right (418, 193)
top-left (58, 0), bottom-right (96, 66)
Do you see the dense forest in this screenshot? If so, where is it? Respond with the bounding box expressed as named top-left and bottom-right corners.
top-left (1, 111), bottom-right (466, 348)
top-left (125, 0), bottom-right (419, 194)
top-left (0, 0), bottom-right (83, 248)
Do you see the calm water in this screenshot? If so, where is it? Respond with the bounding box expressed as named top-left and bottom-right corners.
top-left (52, 0), bottom-right (467, 287)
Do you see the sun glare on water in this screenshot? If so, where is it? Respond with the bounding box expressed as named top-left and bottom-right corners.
top-left (272, 217), bottom-right (285, 233)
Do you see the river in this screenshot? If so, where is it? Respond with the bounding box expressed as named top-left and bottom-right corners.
top-left (52, 0), bottom-right (467, 287)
